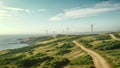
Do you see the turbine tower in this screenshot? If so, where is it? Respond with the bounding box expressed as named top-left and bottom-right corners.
top-left (53, 31), bottom-right (55, 35)
top-left (63, 30), bottom-right (65, 35)
top-left (46, 30), bottom-right (48, 35)
top-left (90, 24), bottom-right (94, 34)
top-left (66, 27), bottom-right (69, 36)
top-left (53, 30), bottom-right (56, 38)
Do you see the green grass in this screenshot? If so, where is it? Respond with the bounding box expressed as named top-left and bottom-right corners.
top-left (99, 49), bottom-right (120, 68)
top-left (1, 32), bottom-right (119, 68)
top-left (77, 33), bottom-right (120, 68)
top-left (113, 33), bottom-right (120, 38)
top-left (0, 35), bottom-right (92, 68)
top-left (41, 57), bottom-right (69, 68)
top-left (70, 55), bottom-right (93, 65)
top-left (93, 40), bottom-right (120, 50)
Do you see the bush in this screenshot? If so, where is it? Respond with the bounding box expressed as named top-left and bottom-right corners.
top-left (56, 49), bottom-right (71, 55)
top-left (41, 57), bottom-right (70, 68)
top-left (18, 56), bottom-right (53, 68)
top-left (70, 55), bottom-right (93, 65)
top-left (79, 40), bottom-right (93, 48)
top-left (95, 35), bottom-right (111, 40)
top-left (55, 43), bottom-right (73, 55)
top-left (114, 33), bottom-right (120, 38)
top-left (31, 53), bottom-right (45, 58)
top-left (94, 40), bottom-right (120, 50)
top-left (0, 55), bottom-right (24, 65)
top-left (56, 43), bottom-right (73, 50)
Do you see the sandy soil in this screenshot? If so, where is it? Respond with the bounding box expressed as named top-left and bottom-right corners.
top-left (110, 34), bottom-right (120, 41)
top-left (73, 41), bottom-right (111, 68)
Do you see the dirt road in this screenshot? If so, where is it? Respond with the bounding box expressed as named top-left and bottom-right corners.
top-left (73, 41), bottom-right (111, 68)
top-left (110, 34), bottom-right (120, 41)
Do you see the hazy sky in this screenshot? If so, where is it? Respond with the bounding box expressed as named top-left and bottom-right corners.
top-left (0, 0), bottom-right (120, 34)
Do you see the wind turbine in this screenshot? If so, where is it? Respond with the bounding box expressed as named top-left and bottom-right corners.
top-left (63, 30), bottom-right (65, 35)
top-left (53, 30), bottom-right (56, 38)
top-left (90, 24), bottom-right (95, 34)
top-left (46, 30), bottom-right (48, 35)
top-left (66, 27), bottom-right (69, 36)
top-left (53, 31), bottom-right (55, 35)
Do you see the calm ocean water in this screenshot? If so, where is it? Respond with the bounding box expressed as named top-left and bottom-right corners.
top-left (0, 34), bottom-right (43, 51)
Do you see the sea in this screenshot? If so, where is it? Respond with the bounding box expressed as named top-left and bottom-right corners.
top-left (0, 34), bottom-right (43, 51)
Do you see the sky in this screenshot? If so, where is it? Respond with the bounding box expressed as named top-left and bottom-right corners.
top-left (0, 0), bottom-right (120, 34)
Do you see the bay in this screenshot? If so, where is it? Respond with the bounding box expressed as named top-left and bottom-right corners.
top-left (0, 34), bottom-right (42, 51)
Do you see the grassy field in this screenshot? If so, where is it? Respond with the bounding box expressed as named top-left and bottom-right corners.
top-left (113, 32), bottom-right (120, 38)
top-left (0, 32), bottom-right (120, 68)
top-left (0, 35), bottom-right (94, 68)
top-left (77, 33), bottom-right (120, 68)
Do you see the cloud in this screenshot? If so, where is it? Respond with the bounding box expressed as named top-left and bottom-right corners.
top-left (49, 13), bottom-right (64, 21)
top-left (5, 7), bottom-right (24, 11)
top-left (0, 2), bottom-right (4, 6)
top-left (0, 1), bottom-right (46, 17)
top-left (0, 1), bottom-right (26, 17)
top-left (0, 10), bottom-right (10, 16)
top-left (38, 9), bottom-right (46, 12)
top-left (49, 1), bottom-right (120, 21)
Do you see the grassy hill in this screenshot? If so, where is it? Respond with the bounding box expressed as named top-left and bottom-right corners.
top-left (77, 33), bottom-right (120, 68)
top-left (0, 33), bottom-right (120, 68)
